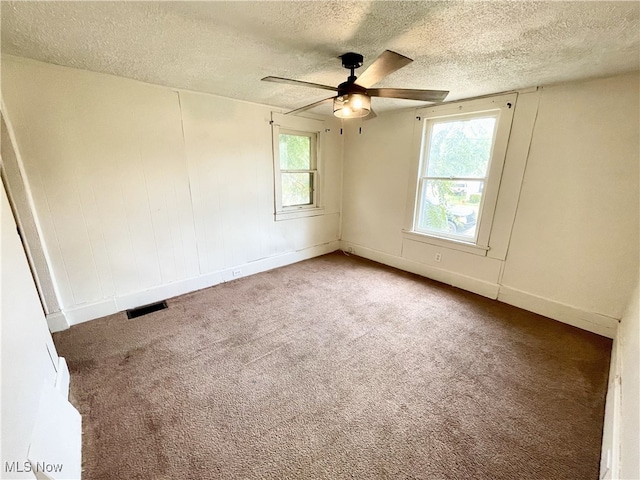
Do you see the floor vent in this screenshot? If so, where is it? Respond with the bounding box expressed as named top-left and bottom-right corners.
top-left (126, 301), bottom-right (168, 319)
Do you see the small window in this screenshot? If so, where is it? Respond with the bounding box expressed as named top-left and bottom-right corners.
top-left (278, 130), bottom-right (317, 207)
top-left (271, 113), bottom-right (325, 221)
top-left (409, 94), bottom-right (516, 250)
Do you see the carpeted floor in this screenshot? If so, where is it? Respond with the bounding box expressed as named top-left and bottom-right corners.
top-left (54, 252), bottom-right (612, 480)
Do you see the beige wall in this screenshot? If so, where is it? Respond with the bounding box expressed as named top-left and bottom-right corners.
top-left (500, 74), bottom-right (639, 319)
top-left (341, 72), bottom-right (639, 337)
top-left (2, 50), bottom-right (638, 480)
top-left (1, 55), bottom-right (342, 324)
top-left (2, 54), bottom-right (638, 337)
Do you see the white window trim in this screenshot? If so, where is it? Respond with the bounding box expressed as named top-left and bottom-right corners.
top-left (402, 230), bottom-right (491, 255)
top-left (271, 113), bottom-right (325, 221)
top-left (403, 93), bottom-right (517, 255)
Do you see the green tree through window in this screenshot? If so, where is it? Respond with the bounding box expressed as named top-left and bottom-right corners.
top-left (279, 132), bottom-right (316, 207)
top-left (416, 115), bottom-right (497, 240)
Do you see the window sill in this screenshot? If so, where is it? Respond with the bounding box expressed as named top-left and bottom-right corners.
top-left (402, 230), bottom-right (489, 256)
top-left (275, 207), bottom-right (325, 221)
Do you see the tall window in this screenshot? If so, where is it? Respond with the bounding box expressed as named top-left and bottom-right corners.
top-left (410, 94), bottom-right (516, 249)
top-left (416, 113), bottom-right (497, 241)
top-left (271, 113), bottom-right (324, 220)
top-left (278, 130), bottom-right (317, 207)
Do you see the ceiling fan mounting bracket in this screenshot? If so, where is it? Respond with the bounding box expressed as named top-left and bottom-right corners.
top-left (340, 52), bottom-right (364, 70)
top-left (340, 52), bottom-right (364, 83)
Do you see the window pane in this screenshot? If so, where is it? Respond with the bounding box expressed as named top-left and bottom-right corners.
top-left (280, 134), bottom-right (311, 170)
top-left (426, 116), bottom-right (497, 178)
top-left (417, 179), bottom-right (481, 238)
top-left (282, 172), bottom-right (313, 207)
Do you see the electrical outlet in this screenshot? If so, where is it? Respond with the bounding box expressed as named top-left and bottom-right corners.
top-left (347, 246), bottom-right (354, 254)
top-left (232, 269), bottom-right (241, 277)
top-left (434, 253), bottom-right (442, 263)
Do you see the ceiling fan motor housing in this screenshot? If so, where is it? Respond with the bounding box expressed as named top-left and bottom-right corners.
top-left (337, 81), bottom-right (367, 98)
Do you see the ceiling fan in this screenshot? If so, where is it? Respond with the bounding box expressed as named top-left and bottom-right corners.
top-left (262, 50), bottom-right (449, 119)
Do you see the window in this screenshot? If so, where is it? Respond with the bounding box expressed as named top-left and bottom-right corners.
top-left (278, 130), bottom-right (317, 208)
top-left (271, 113), bottom-right (324, 220)
top-left (408, 94), bottom-right (516, 251)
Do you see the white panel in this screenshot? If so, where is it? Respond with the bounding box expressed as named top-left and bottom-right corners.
top-left (618, 282), bottom-right (639, 479)
top-left (487, 90), bottom-right (540, 260)
top-left (342, 73), bottom-right (639, 325)
top-left (319, 117), bottom-right (344, 214)
top-left (1, 181), bottom-right (60, 479)
top-left (32, 67), bottom-right (103, 306)
top-left (133, 91), bottom-right (195, 284)
top-left (497, 286), bottom-right (617, 338)
top-left (2, 56), bottom-right (341, 322)
top-left (180, 92), bottom-right (341, 274)
top-left (67, 241), bottom-right (340, 326)
top-left (62, 298), bottom-right (118, 326)
top-left (2, 56), bottom-right (201, 310)
top-left (341, 111), bottom-right (416, 256)
top-left (402, 238), bottom-right (502, 283)
top-left (274, 212), bottom-right (341, 253)
top-left (27, 381), bottom-right (81, 480)
top-left (600, 281), bottom-right (639, 480)
top-left (54, 358), bottom-right (70, 400)
top-left (1, 114), bottom-right (60, 313)
top-left (45, 312), bottom-right (69, 333)
top-left (600, 332), bottom-right (621, 480)
top-left (180, 92), bottom-right (253, 273)
top-left (501, 73), bottom-right (639, 319)
top-left (340, 241), bottom-right (500, 299)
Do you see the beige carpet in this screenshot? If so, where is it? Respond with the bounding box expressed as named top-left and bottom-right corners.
top-left (54, 252), bottom-right (611, 479)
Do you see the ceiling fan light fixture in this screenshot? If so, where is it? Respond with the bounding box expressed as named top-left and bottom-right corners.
top-left (264, 50), bottom-right (448, 117)
top-left (333, 93), bottom-right (371, 118)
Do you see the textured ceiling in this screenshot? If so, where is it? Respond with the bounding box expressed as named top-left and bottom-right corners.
top-left (2, 1), bottom-right (639, 114)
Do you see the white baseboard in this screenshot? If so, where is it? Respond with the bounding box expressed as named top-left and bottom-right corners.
top-left (63, 241), bottom-right (340, 326)
top-left (46, 311), bottom-right (70, 333)
top-left (339, 241), bottom-right (500, 299)
top-left (115, 270), bottom-right (225, 311)
top-left (340, 241), bottom-right (619, 339)
top-left (63, 298), bottom-right (118, 326)
top-left (497, 286), bottom-right (618, 338)
top-left (60, 239), bottom-right (618, 340)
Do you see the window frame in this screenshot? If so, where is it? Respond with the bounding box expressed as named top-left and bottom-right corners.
top-left (404, 93), bottom-right (517, 254)
top-left (271, 113), bottom-right (325, 221)
top-left (276, 128), bottom-right (318, 209)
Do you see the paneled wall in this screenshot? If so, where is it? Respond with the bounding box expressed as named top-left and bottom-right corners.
top-left (3, 53), bottom-right (638, 338)
top-left (1, 55), bottom-right (342, 324)
top-left (499, 75), bottom-right (639, 317)
top-left (341, 72), bottom-right (639, 337)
